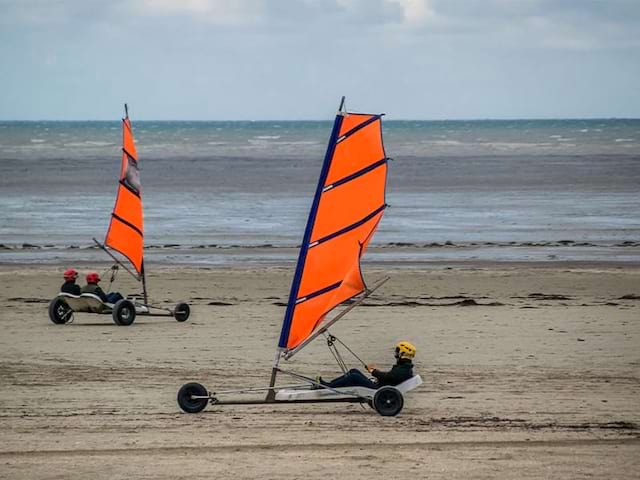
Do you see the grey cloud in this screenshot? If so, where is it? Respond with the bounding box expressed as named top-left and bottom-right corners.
top-left (0, 0), bottom-right (638, 119)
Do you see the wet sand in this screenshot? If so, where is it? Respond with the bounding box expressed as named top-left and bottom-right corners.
top-left (0, 262), bottom-right (639, 478)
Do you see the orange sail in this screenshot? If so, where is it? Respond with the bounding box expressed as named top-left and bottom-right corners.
top-left (278, 106), bottom-right (388, 351)
top-left (104, 109), bottom-right (144, 276)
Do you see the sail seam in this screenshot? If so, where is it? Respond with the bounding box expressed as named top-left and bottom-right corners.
top-left (295, 281), bottom-right (342, 305)
top-left (111, 213), bottom-right (143, 237)
top-left (309, 205), bottom-right (386, 248)
top-left (336, 115), bottom-right (382, 144)
top-left (323, 158), bottom-right (387, 192)
top-left (122, 147), bottom-right (137, 162)
top-left (118, 180), bottom-right (141, 198)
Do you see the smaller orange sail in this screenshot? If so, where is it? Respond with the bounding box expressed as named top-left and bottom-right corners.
top-left (104, 107), bottom-right (144, 276)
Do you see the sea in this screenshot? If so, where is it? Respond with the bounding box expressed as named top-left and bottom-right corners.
top-left (1, 119), bottom-right (639, 265)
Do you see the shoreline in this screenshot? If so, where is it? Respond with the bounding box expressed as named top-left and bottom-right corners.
top-left (2, 242), bottom-right (640, 268)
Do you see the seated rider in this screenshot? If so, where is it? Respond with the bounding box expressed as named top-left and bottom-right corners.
top-left (317, 341), bottom-right (416, 389)
top-left (60, 268), bottom-right (81, 295)
top-left (81, 272), bottom-right (124, 304)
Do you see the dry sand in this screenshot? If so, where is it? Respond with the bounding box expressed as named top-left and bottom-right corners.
top-left (0, 262), bottom-right (639, 479)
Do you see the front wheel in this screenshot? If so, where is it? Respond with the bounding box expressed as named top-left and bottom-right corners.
top-left (373, 386), bottom-right (404, 416)
top-left (48, 297), bottom-right (72, 324)
top-left (174, 303), bottom-right (190, 322)
top-left (177, 382), bottom-right (209, 413)
top-left (112, 299), bottom-right (136, 326)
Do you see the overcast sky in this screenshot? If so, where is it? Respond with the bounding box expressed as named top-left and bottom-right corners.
top-left (1, 0), bottom-right (639, 120)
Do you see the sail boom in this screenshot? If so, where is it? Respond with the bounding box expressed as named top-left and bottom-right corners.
top-left (93, 238), bottom-right (141, 281)
top-left (284, 276), bottom-right (390, 359)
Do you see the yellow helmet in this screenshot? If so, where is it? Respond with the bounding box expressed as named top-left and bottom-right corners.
top-left (395, 341), bottom-right (416, 360)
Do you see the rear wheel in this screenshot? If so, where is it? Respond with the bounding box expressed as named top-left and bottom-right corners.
top-left (112, 299), bottom-right (136, 326)
top-left (48, 297), bottom-right (72, 324)
top-left (373, 386), bottom-right (404, 416)
top-left (177, 382), bottom-right (209, 413)
top-left (174, 303), bottom-right (190, 322)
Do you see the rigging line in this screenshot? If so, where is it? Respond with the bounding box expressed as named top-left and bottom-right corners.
top-left (331, 333), bottom-right (368, 369)
top-left (330, 335), bottom-right (349, 372)
top-left (324, 333), bottom-right (348, 373)
top-left (333, 345), bottom-right (348, 373)
top-left (105, 264), bottom-right (118, 291)
top-left (328, 344), bottom-right (347, 373)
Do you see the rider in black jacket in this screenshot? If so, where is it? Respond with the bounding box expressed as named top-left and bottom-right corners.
top-left (60, 269), bottom-right (81, 295)
top-left (318, 341), bottom-right (416, 389)
top-left (81, 272), bottom-right (124, 304)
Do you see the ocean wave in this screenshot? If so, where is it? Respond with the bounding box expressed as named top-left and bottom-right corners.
top-left (63, 141), bottom-right (114, 147)
top-left (428, 140), bottom-right (463, 146)
top-left (614, 138), bottom-right (635, 142)
top-left (247, 139), bottom-right (319, 146)
top-left (478, 141), bottom-right (556, 149)
top-left (30, 139), bottom-right (46, 143)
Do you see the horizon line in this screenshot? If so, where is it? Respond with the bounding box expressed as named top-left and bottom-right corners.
top-left (1, 116), bottom-right (640, 122)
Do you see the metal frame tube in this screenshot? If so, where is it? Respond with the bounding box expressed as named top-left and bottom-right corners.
top-left (208, 397), bottom-right (364, 406)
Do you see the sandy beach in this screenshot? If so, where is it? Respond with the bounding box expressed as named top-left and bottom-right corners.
top-left (1, 260), bottom-right (638, 478)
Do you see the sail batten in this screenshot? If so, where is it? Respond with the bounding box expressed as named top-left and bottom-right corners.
top-left (277, 106), bottom-right (388, 351)
top-left (309, 204), bottom-right (386, 248)
top-left (324, 157), bottom-right (387, 191)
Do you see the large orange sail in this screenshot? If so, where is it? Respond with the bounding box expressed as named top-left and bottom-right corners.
top-left (104, 108), bottom-right (144, 276)
top-left (278, 106), bottom-right (387, 351)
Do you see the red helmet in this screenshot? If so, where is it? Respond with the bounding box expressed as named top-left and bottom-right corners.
top-left (86, 272), bottom-right (101, 283)
top-left (63, 268), bottom-right (78, 281)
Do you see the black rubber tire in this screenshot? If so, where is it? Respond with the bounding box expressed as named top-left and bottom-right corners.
top-left (112, 299), bottom-right (136, 326)
top-left (177, 382), bottom-right (208, 413)
top-left (174, 302), bottom-right (190, 322)
top-left (48, 297), bottom-right (72, 325)
top-left (373, 386), bottom-right (404, 416)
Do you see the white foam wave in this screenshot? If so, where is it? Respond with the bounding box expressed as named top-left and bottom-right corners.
top-left (64, 141), bottom-right (114, 147)
top-left (429, 140), bottom-right (463, 146)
